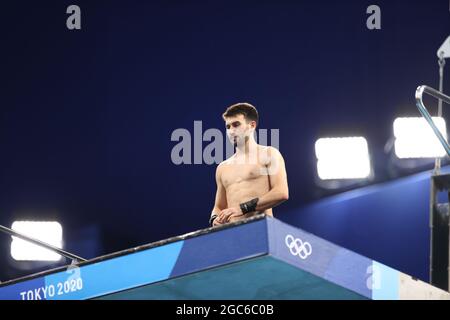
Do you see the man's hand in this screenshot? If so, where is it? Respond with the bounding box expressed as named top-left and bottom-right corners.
top-left (212, 217), bottom-right (223, 227)
top-left (217, 207), bottom-right (244, 224)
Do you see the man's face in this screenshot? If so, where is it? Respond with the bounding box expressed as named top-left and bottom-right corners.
top-left (224, 114), bottom-right (255, 146)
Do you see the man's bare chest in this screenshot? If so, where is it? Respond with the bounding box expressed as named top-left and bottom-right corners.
top-left (221, 163), bottom-right (267, 188)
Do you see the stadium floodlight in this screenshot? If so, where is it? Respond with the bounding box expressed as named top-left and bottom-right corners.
top-left (10, 221), bottom-right (63, 261)
top-left (393, 117), bottom-right (447, 159)
top-left (315, 136), bottom-right (371, 180)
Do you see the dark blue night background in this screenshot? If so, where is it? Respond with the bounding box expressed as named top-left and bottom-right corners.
top-left (1, 0), bottom-right (449, 282)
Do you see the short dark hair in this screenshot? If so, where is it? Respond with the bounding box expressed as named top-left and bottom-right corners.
top-left (222, 103), bottom-right (259, 126)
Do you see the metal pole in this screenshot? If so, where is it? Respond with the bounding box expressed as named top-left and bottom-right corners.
top-left (435, 54), bottom-right (446, 174)
top-left (0, 225), bottom-right (86, 262)
top-left (415, 85), bottom-right (450, 157)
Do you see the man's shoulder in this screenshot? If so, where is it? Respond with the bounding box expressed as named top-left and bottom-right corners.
top-left (257, 144), bottom-right (279, 152)
top-left (219, 154), bottom-right (237, 166)
top-left (258, 145), bottom-right (283, 159)
top-left (216, 155), bottom-right (235, 173)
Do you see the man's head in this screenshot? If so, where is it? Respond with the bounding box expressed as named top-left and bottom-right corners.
top-left (222, 102), bottom-right (259, 146)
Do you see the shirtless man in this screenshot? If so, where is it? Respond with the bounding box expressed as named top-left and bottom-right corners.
top-left (209, 103), bottom-right (289, 226)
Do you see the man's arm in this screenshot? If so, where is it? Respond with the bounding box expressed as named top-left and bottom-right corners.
top-left (210, 164), bottom-right (227, 226)
top-left (219, 147), bottom-right (288, 222)
top-left (250, 147), bottom-right (289, 212)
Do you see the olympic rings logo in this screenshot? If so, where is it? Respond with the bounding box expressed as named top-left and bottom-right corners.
top-left (285, 234), bottom-right (312, 260)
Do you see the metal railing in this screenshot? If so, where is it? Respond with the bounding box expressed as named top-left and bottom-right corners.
top-left (415, 85), bottom-right (450, 157)
top-left (0, 224), bottom-right (86, 263)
